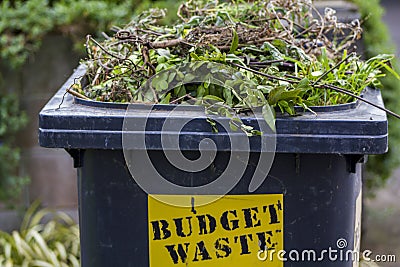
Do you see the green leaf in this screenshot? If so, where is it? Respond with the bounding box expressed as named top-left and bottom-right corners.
top-left (31, 260), bottom-right (54, 267)
top-left (229, 118), bottom-right (240, 131)
top-left (206, 118), bottom-right (218, 133)
top-left (197, 85), bottom-right (206, 97)
top-left (190, 61), bottom-right (205, 71)
top-left (268, 86), bottom-right (285, 105)
top-left (311, 70), bottom-right (324, 77)
top-left (271, 39), bottom-right (287, 52)
top-left (174, 85), bottom-right (186, 97)
top-left (376, 60), bottom-right (400, 80)
top-left (202, 95), bottom-right (225, 102)
top-left (156, 48), bottom-right (171, 58)
top-left (151, 72), bottom-right (169, 92)
top-left (278, 100), bottom-right (295, 115)
top-left (229, 28), bottom-right (239, 53)
top-left (296, 78), bottom-right (311, 91)
top-left (262, 104), bottom-right (276, 132)
top-left (157, 56), bottom-right (168, 64)
top-left (155, 63), bottom-right (167, 72)
top-left (223, 87), bottom-right (233, 106)
top-left (269, 86), bottom-right (304, 107)
top-left (190, 52), bottom-right (201, 61)
top-left (203, 77), bottom-right (211, 89)
top-left (261, 42), bottom-right (284, 60)
top-left (160, 93), bottom-right (171, 104)
top-left (158, 80), bottom-right (169, 91)
top-left (176, 71), bottom-right (185, 80)
top-left (183, 73), bottom-right (196, 83)
top-left (168, 72), bottom-right (176, 83)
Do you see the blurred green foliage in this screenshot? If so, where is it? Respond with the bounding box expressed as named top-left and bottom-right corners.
top-left (351, 0), bottom-right (400, 189)
top-left (0, 0), bottom-right (178, 206)
top-left (0, 201), bottom-right (80, 266)
top-left (0, 0), bottom-right (179, 68)
top-left (0, 94), bottom-right (28, 204)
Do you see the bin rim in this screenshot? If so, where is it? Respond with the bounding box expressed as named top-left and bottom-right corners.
top-left (39, 65), bottom-right (388, 154)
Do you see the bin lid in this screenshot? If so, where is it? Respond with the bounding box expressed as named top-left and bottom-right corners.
top-left (39, 65), bottom-right (388, 154)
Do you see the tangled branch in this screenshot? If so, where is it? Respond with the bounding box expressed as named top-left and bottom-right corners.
top-left (72, 0), bottom-right (399, 119)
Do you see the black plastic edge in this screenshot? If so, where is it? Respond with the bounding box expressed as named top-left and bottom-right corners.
top-left (39, 65), bottom-right (388, 154)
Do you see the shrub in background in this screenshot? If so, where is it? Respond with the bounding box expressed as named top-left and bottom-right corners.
top-left (351, 0), bottom-right (400, 189)
top-left (0, 201), bottom-right (80, 266)
top-left (0, 94), bottom-right (28, 205)
top-left (0, 0), bottom-right (178, 206)
top-left (0, 0), bottom-right (179, 68)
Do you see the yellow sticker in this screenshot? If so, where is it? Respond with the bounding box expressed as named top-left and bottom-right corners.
top-left (148, 194), bottom-right (283, 267)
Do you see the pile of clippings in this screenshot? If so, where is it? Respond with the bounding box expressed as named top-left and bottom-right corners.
top-left (74, 0), bottom-right (398, 117)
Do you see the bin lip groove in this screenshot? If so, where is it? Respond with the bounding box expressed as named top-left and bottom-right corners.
top-left (40, 65), bottom-right (387, 123)
top-left (71, 64), bottom-right (369, 114)
top-left (74, 94), bottom-right (359, 113)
